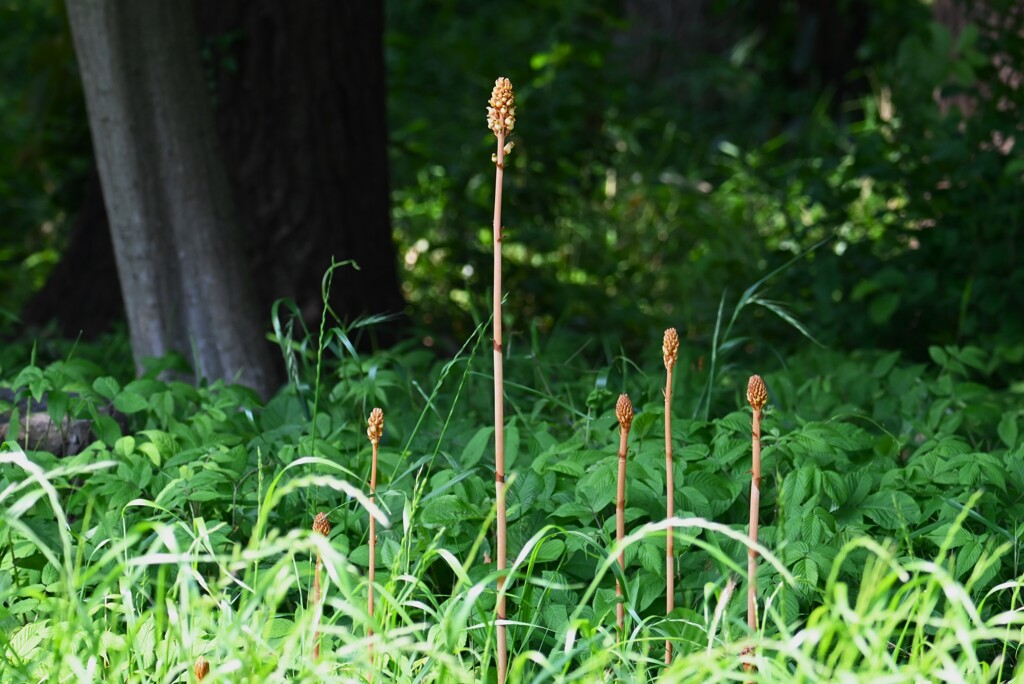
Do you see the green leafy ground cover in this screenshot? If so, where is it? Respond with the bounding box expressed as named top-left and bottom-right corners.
top-left (2, 324), bottom-right (1023, 682)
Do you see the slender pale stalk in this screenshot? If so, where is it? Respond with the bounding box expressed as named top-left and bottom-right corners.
top-left (662, 328), bottom-right (679, 663)
top-left (615, 394), bottom-right (634, 635)
top-left (487, 76), bottom-right (515, 684)
top-left (366, 408), bottom-right (384, 657)
top-left (311, 512), bottom-right (331, 661)
top-left (746, 376), bottom-right (768, 650)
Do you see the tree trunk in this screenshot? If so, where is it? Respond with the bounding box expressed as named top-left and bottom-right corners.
top-left (21, 168), bottom-right (121, 339)
top-left (27, 1), bottom-right (405, 351)
top-left (194, 1), bottom-right (405, 337)
top-left (64, 0), bottom-right (273, 397)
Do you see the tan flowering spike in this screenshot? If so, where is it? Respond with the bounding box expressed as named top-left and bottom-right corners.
top-left (367, 407), bottom-right (384, 446)
top-left (616, 394), bottom-right (634, 434)
top-left (194, 655), bottom-right (210, 681)
top-left (746, 375), bottom-right (768, 410)
top-left (312, 512), bottom-right (331, 537)
top-left (487, 77), bottom-right (516, 137)
top-left (663, 328), bottom-right (679, 371)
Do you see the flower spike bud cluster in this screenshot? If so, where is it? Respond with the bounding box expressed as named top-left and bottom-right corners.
top-left (663, 328), bottom-right (679, 371)
top-left (616, 394), bottom-right (634, 435)
top-left (312, 512), bottom-right (331, 537)
top-left (747, 375), bottom-right (768, 410)
top-left (367, 407), bottom-right (384, 446)
top-left (487, 77), bottom-right (516, 137)
top-left (194, 656), bottom-right (210, 681)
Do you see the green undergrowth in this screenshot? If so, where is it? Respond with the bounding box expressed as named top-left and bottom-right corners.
top-left (2, 327), bottom-right (1024, 681)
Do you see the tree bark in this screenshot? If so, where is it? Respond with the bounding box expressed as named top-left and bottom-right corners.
top-left (65, 0), bottom-right (273, 397)
top-left (195, 1), bottom-right (405, 336)
top-left (27, 1), bottom-right (405, 352)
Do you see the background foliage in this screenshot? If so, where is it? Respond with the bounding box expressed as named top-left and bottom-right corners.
top-left (3, 1), bottom-right (1024, 679)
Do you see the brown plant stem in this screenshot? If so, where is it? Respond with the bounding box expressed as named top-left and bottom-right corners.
top-left (311, 512), bottom-right (331, 661)
top-left (662, 328), bottom-right (679, 663)
top-left (366, 408), bottom-right (384, 673)
top-left (747, 406), bottom-right (761, 632)
top-left (494, 134), bottom-right (508, 684)
top-left (615, 394), bottom-right (634, 636)
top-left (745, 375), bottom-right (768, 677)
top-left (487, 76), bottom-right (515, 684)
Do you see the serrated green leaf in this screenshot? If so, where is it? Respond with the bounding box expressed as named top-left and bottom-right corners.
top-left (421, 494), bottom-right (479, 526)
top-left (265, 618), bottom-right (294, 640)
top-left (954, 541), bottom-right (983, 580)
top-left (135, 616), bottom-right (156, 669)
top-left (861, 490), bottom-right (920, 530)
top-left (9, 620), bottom-right (49, 660)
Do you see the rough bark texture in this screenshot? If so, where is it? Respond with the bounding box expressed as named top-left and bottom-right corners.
top-left (195, 1), bottom-right (405, 336)
top-left (27, 1), bottom-right (405, 352)
top-left (65, 0), bottom-right (273, 397)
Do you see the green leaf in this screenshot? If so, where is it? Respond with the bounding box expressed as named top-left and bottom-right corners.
top-left (421, 494), bottom-right (479, 526)
top-left (114, 390), bottom-right (149, 415)
top-left (135, 616), bottom-right (156, 669)
top-left (266, 618), bottom-right (295, 640)
top-left (871, 351), bottom-right (901, 378)
top-left (869, 292), bottom-right (899, 324)
top-left (9, 620), bottom-right (49, 660)
top-left (954, 541), bottom-right (983, 580)
top-left (93, 414), bottom-right (122, 446)
top-left (998, 412), bottom-right (1019, 449)
top-left (93, 376), bottom-right (121, 400)
top-left (576, 461), bottom-right (616, 511)
top-left (532, 538), bottom-right (565, 563)
top-left (461, 426), bottom-right (494, 468)
top-left (114, 436), bottom-right (136, 458)
top-left (632, 411), bottom-right (658, 439)
top-left (47, 390), bottom-right (68, 425)
top-left (505, 423), bottom-right (520, 469)
top-left (861, 490), bottom-right (920, 530)
top-left (928, 346), bottom-right (948, 368)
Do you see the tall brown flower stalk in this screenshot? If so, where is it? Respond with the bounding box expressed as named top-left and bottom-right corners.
top-left (366, 408), bottom-right (384, 641)
top-left (662, 328), bottom-right (679, 663)
top-left (615, 393), bottom-right (634, 635)
top-left (487, 75), bottom-right (515, 684)
top-left (746, 375), bottom-right (768, 639)
top-left (311, 511), bottom-right (331, 661)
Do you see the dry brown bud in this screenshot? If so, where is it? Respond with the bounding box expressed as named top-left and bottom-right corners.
top-left (312, 512), bottom-right (331, 537)
top-left (662, 328), bottom-right (679, 371)
top-left (194, 655), bottom-right (210, 681)
top-left (486, 77), bottom-right (516, 137)
top-left (616, 394), bottom-right (634, 434)
top-left (746, 375), bottom-right (768, 411)
top-left (367, 407), bottom-right (384, 446)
